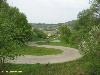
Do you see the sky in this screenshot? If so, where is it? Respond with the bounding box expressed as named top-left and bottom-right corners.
top-left (7, 0), bottom-right (90, 24)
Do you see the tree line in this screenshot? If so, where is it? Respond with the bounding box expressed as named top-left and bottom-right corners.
top-left (59, 0), bottom-right (100, 74)
top-left (0, 0), bottom-right (47, 73)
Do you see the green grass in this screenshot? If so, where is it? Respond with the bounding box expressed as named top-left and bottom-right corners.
top-left (2, 54), bottom-right (100, 75)
top-left (36, 41), bottom-right (67, 46)
top-left (36, 41), bottom-right (77, 48)
top-left (19, 46), bottom-right (63, 56)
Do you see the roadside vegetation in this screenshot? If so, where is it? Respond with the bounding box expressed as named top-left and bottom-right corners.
top-left (18, 46), bottom-right (63, 56)
top-left (32, 28), bottom-right (47, 41)
top-left (36, 41), bottom-right (69, 47)
top-left (3, 54), bottom-right (100, 75)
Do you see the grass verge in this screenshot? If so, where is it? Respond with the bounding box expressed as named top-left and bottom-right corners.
top-left (18, 46), bottom-right (63, 56)
top-left (36, 41), bottom-right (67, 46)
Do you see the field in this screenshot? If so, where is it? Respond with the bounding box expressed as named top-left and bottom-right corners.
top-left (36, 41), bottom-right (75, 48)
top-left (17, 46), bottom-right (63, 56)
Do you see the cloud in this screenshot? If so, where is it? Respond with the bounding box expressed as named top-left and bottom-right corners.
top-left (7, 0), bottom-right (90, 23)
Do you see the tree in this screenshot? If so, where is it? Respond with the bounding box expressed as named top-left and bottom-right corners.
top-left (58, 24), bottom-right (71, 44)
top-left (79, 25), bottom-right (100, 75)
top-left (77, 9), bottom-right (97, 30)
top-left (32, 28), bottom-right (47, 40)
top-left (76, 1), bottom-right (100, 74)
top-left (79, 25), bottom-right (99, 55)
top-left (0, 0), bottom-right (33, 71)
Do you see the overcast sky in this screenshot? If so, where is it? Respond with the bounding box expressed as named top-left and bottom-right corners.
top-left (7, 0), bottom-right (90, 24)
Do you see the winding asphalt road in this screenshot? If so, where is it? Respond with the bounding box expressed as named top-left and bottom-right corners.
top-left (10, 44), bottom-right (82, 64)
